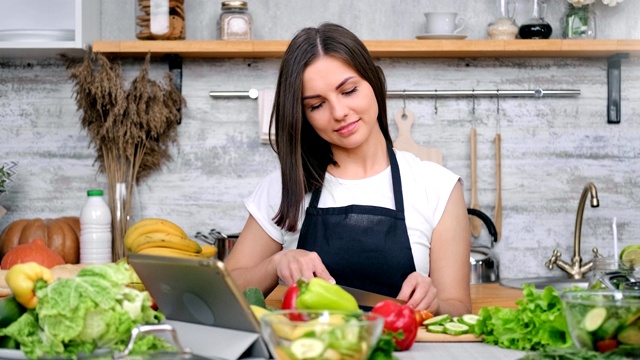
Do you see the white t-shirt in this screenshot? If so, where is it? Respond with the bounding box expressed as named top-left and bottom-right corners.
top-left (244, 149), bottom-right (461, 276)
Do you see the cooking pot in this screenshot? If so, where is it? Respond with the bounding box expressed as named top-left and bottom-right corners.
top-left (194, 229), bottom-right (239, 261)
top-left (467, 208), bottom-right (499, 284)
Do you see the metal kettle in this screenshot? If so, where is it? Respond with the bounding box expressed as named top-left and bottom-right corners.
top-left (467, 208), bottom-right (499, 284)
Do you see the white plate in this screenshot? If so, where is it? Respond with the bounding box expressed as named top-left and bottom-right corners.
top-left (416, 34), bottom-right (467, 40)
top-left (0, 29), bottom-right (74, 42)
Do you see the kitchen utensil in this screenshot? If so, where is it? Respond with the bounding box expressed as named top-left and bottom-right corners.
top-left (338, 285), bottom-right (406, 308)
top-left (494, 128), bottom-right (502, 241)
top-left (469, 128), bottom-right (483, 237)
top-left (467, 208), bottom-right (499, 284)
top-left (194, 228), bottom-right (239, 261)
top-left (393, 108), bottom-right (443, 165)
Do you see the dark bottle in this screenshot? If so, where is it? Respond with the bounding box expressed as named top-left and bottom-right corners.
top-left (519, 0), bottom-right (552, 39)
top-left (518, 23), bottom-right (553, 39)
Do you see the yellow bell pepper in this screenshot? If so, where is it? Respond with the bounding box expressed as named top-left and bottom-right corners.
top-left (5, 262), bottom-right (53, 309)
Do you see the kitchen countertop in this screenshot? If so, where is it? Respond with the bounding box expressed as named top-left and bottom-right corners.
top-left (266, 283), bottom-right (528, 360)
top-left (266, 282), bottom-right (524, 314)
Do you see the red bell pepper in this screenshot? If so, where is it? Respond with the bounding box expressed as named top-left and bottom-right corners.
top-left (371, 300), bottom-right (418, 351)
top-left (281, 283), bottom-right (304, 320)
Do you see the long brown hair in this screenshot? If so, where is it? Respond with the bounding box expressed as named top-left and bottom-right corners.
top-left (270, 23), bottom-right (390, 232)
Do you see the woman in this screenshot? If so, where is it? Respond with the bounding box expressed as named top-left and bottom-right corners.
top-left (225, 23), bottom-right (471, 316)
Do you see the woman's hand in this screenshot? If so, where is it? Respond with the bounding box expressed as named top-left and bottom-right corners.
top-left (275, 249), bottom-right (335, 286)
top-left (397, 272), bottom-right (439, 313)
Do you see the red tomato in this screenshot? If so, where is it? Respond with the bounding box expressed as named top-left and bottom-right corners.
top-left (415, 309), bottom-right (434, 325)
top-left (595, 339), bottom-right (619, 353)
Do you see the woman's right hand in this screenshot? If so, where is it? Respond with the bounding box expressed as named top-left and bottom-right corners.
top-left (275, 249), bottom-right (335, 286)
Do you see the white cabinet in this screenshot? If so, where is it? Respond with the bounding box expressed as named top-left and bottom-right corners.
top-left (0, 0), bottom-right (101, 58)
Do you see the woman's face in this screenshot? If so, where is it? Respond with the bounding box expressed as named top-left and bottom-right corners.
top-left (301, 55), bottom-right (379, 150)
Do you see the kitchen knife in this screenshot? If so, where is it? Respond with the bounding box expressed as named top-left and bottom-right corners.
top-left (338, 285), bottom-right (406, 308)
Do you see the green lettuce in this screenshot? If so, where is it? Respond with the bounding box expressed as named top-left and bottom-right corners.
top-left (474, 284), bottom-right (573, 351)
top-left (0, 261), bottom-right (172, 359)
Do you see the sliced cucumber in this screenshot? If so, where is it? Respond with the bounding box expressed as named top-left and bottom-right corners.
top-left (452, 317), bottom-right (460, 323)
top-left (618, 325), bottom-right (640, 345)
top-left (574, 328), bottom-right (594, 350)
top-left (444, 322), bottom-right (470, 335)
top-left (595, 318), bottom-right (621, 340)
top-left (289, 338), bottom-right (326, 359)
top-left (423, 314), bottom-right (451, 326)
top-left (460, 314), bottom-right (480, 327)
top-left (582, 307), bottom-right (607, 332)
top-left (426, 324), bottom-right (445, 334)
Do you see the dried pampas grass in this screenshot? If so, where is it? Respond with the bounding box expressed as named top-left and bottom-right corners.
top-left (66, 52), bottom-right (185, 261)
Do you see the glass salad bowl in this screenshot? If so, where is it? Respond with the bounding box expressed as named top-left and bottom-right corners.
top-left (259, 309), bottom-right (384, 360)
top-left (561, 290), bottom-right (640, 356)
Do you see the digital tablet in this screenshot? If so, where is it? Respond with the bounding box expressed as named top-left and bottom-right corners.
top-left (128, 253), bottom-right (261, 334)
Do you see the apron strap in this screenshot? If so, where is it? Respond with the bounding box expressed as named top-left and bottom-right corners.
top-left (308, 143), bottom-right (405, 214)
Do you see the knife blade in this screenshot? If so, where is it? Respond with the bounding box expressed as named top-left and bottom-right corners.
top-left (338, 285), bottom-right (406, 308)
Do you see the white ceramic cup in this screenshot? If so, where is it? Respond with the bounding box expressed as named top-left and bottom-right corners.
top-left (424, 12), bottom-right (466, 34)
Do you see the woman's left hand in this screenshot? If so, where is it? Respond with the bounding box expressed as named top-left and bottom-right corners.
top-left (396, 272), bottom-right (439, 313)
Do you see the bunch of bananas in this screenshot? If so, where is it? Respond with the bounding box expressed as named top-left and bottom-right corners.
top-left (124, 218), bottom-right (217, 259)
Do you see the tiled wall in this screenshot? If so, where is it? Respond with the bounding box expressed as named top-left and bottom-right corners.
top-left (1, 0), bottom-right (639, 280)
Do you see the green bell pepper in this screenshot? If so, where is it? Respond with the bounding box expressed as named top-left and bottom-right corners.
top-left (295, 278), bottom-right (359, 311)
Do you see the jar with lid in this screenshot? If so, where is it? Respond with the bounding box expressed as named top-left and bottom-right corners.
top-left (218, 1), bottom-right (253, 40)
top-left (588, 256), bottom-right (636, 290)
top-left (135, 0), bottom-right (186, 40)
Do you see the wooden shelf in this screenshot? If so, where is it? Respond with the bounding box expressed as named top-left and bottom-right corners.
top-left (91, 39), bottom-right (640, 59)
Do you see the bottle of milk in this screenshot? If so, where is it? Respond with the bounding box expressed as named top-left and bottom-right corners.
top-left (79, 189), bottom-right (112, 264)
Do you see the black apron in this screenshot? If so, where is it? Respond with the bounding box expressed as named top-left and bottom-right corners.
top-left (297, 143), bottom-right (416, 297)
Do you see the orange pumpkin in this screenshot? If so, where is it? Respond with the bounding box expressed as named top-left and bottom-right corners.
top-left (0, 238), bottom-right (66, 269)
top-left (0, 217), bottom-right (81, 264)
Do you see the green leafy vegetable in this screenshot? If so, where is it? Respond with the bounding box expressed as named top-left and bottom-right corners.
top-left (368, 331), bottom-right (399, 360)
top-left (0, 261), bottom-right (172, 359)
top-left (474, 284), bottom-right (572, 351)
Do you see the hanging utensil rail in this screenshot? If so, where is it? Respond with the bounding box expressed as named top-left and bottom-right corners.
top-left (386, 88), bottom-right (580, 98)
top-left (209, 88), bottom-right (580, 99)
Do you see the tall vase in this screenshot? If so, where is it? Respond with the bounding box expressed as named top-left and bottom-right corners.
top-left (563, 4), bottom-right (596, 39)
top-left (111, 181), bottom-right (140, 261)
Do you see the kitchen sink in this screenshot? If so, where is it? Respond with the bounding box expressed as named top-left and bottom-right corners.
top-left (500, 277), bottom-right (589, 291)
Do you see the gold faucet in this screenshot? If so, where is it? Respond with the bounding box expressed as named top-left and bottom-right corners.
top-left (545, 182), bottom-right (602, 279)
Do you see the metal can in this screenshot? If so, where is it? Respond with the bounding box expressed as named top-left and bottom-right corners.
top-left (218, 1), bottom-right (252, 40)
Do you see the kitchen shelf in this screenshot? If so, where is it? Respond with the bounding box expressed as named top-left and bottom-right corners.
top-left (91, 39), bottom-right (640, 59)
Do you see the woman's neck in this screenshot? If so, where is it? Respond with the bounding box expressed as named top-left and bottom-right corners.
top-left (328, 132), bottom-right (389, 180)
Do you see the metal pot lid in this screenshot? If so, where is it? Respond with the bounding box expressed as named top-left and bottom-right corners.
top-left (470, 247), bottom-right (492, 261)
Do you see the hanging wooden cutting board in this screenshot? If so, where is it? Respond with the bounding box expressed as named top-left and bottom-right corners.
top-left (393, 109), bottom-right (443, 165)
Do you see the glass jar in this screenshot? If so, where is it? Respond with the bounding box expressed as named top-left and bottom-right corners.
top-left (218, 1), bottom-right (253, 41)
top-left (487, 0), bottom-right (519, 40)
top-left (518, 0), bottom-right (552, 39)
top-left (135, 0), bottom-right (186, 40)
top-left (563, 4), bottom-right (596, 39)
top-left (588, 257), bottom-right (636, 290)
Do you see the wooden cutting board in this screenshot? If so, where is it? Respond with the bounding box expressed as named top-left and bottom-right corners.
top-left (415, 328), bottom-right (483, 342)
top-left (393, 109), bottom-right (443, 165)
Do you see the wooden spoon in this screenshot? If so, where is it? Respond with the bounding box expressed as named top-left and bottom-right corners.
top-left (494, 133), bottom-right (502, 241)
top-left (469, 128), bottom-right (483, 237)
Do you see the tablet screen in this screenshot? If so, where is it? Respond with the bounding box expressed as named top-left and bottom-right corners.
top-left (128, 253), bottom-right (261, 334)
